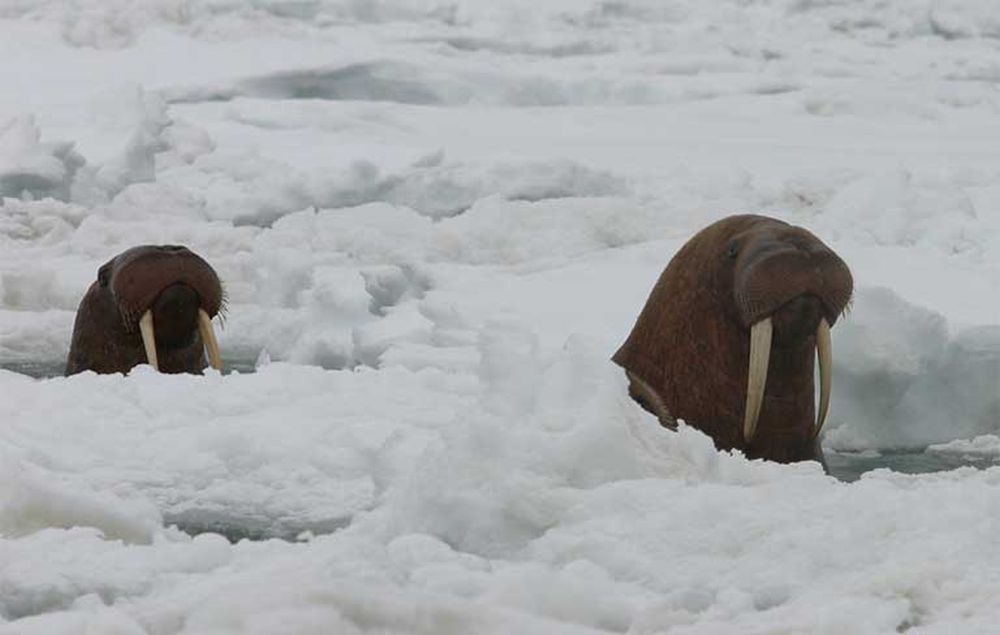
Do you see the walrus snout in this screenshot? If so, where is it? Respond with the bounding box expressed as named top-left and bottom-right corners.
top-left (109, 245), bottom-right (223, 329)
top-left (733, 238), bottom-right (853, 329)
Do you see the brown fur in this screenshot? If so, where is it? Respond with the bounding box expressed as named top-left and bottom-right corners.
top-left (613, 215), bottom-right (853, 464)
top-left (66, 245), bottom-right (224, 375)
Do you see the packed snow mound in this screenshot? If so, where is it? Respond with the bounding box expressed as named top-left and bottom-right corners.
top-left (891, 326), bottom-right (1000, 446)
top-left (0, 440), bottom-right (160, 545)
top-left (815, 168), bottom-right (982, 255)
top-left (376, 154), bottom-right (626, 220)
top-left (2, 304), bottom-right (993, 547)
top-left (0, 321), bottom-right (814, 549)
top-left (0, 198), bottom-right (88, 247)
top-left (928, 435), bottom-right (1000, 457)
top-left (168, 149), bottom-right (625, 226)
top-left (827, 289), bottom-right (1000, 450)
top-left (0, 88), bottom-right (215, 208)
top-left (3, 339), bottom-right (1000, 632)
top-left (0, 363), bottom-right (423, 539)
top-left (0, 116), bottom-right (83, 201)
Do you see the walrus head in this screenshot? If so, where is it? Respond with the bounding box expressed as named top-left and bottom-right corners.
top-left (65, 245), bottom-right (224, 375)
top-left (613, 214), bottom-right (853, 465)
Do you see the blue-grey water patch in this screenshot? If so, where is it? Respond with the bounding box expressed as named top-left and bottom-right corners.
top-left (164, 510), bottom-right (351, 544)
top-left (1, 355), bottom-right (259, 379)
top-left (827, 449), bottom-right (999, 482)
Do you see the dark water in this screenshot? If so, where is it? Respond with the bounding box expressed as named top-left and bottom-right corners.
top-left (826, 449), bottom-right (1000, 482)
top-left (0, 355), bottom-right (259, 378)
top-left (163, 511), bottom-right (351, 543)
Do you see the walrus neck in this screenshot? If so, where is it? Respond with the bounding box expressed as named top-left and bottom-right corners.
top-left (753, 339), bottom-right (816, 412)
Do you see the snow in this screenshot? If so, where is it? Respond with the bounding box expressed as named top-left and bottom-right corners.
top-left (928, 435), bottom-right (1000, 458)
top-left (1, 0), bottom-right (1000, 632)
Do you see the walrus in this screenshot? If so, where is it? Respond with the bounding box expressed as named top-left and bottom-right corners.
top-left (66, 245), bottom-right (224, 375)
top-left (613, 214), bottom-right (853, 465)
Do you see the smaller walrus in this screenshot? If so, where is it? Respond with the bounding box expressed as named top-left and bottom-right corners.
top-left (614, 215), bottom-right (853, 465)
top-left (66, 245), bottom-right (224, 375)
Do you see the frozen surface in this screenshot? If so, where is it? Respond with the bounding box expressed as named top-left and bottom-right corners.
top-left (928, 435), bottom-right (1000, 458)
top-left (1, 0), bottom-right (1000, 632)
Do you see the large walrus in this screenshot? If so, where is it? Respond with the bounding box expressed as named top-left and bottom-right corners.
top-left (614, 215), bottom-right (853, 465)
top-left (66, 245), bottom-right (224, 375)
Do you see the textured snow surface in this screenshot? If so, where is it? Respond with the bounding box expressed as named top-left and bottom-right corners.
top-left (1, 0), bottom-right (1000, 632)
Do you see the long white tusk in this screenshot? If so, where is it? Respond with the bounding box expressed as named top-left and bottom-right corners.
top-left (814, 317), bottom-right (832, 438)
top-left (138, 310), bottom-right (159, 371)
top-left (198, 309), bottom-right (223, 371)
top-left (743, 317), bottom-right (773, 443)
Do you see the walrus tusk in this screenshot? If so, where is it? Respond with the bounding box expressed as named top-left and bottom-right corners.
top-left (198, 309), bottom-right (223, 371)
top-left (743, 317), bottom-right (773, 443)
top-left (814, 317), bottom-right (832, 438)
top-left (139, 310), bottom-right (159, 371)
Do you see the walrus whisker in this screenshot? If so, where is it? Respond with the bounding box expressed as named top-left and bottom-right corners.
top-left (814, 317), bottom-right (832, 439)
top-left (743, 317), bottom-right (773, 443)
top-left (138, 310), bottom-right (159, 371)
top-left (119, 305), bottom-right (136, 332)
top-left (198, 309), bottom-right (223, 371)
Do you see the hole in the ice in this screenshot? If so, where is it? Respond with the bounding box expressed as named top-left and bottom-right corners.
top-left (239, 63), bottom-right (441, 105)
top-left (0, 354), bottom-right (261, 379)
top-left (433, 191), bottom-right (618, 221)
top-left (826, 449), bottom-right (1000, 482)
top-left (166, 60), bottom-right (444, 106)
top-left (164, 86), bottom-right (239, 104)
top-left (0, 173), bottom-right (65, 200)
top-left (165, 510), bottom-right (352, 543)
top-left (424, 36), bottom-right (614, 58)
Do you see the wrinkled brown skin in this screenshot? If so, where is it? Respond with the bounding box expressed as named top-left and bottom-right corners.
top-left (613, 215), bottom-right (853, 465)
top-left (66, 245), bottom-right (224, 375)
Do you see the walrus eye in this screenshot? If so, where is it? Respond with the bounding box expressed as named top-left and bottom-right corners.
top-left (726, 241), bottom-right (739, 260)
